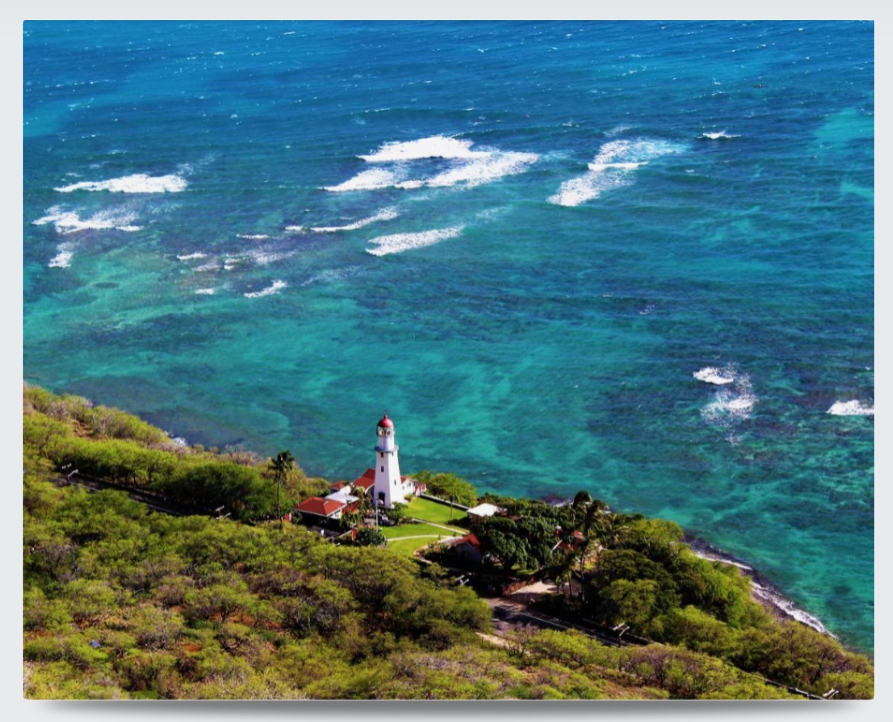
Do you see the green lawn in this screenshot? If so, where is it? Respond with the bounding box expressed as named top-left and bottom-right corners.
top-left (405, 496), bottom-right (467, 525)
top-left (380, 522), bottom-right (464, 540)
top-left (387, 537), bottom-right (444, 557)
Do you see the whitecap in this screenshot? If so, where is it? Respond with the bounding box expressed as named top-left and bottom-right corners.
top-left (310, 207), bottom-right (399, 232)
top-left (33, 207), bottom-right (140, 235)
top-left (54, 173), bottom-right (188, 193)
top-left (701, 372), bottom-right (756, 430)
top-left (116, 225), bottom-right (142, 232)
top-left (244, 280), bottom-right (287, 298)
top-left (237, 234), bottom-right (270, 241)
top-left (48, 242), bottom-right (75, 268)
top-left (359, 135), bottom-right (488, 163)
top-left (417, 151), bottom-right (539, 188)
top-left (177, 252), bottom-right (208, 261)
top-left (827, 400), bottom-right (874, 416)
top-left (694, 366), bottom-right (736, 385)
top-left (284, 225), bottom-right (306, 232)
top-left (194, 288), bottom-right (216, 295)
top-left (549, 138), bottom-right (686, 207)
top-left (366, 226), bottom-right (464, 256)
top-left (324, 167), bottom-right (405, 192)
top-left (697, 130), bottom-right (740, 140)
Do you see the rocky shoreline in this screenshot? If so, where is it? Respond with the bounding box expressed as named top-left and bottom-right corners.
top-left (683, 533), bottom-right (835, 638)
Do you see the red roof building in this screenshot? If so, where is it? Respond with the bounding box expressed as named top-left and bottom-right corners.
top-left (295, 496), bottom-right (346, 520)
top-left (352, 468), bottom-right (377, 491)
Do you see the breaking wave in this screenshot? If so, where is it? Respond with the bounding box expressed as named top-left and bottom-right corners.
top-left (548, 138), bottom-right (685, 207)
top-left (366, 226), bottom-right (464, 257)
top-left (33, 206), bottom-right (141, 235)
top-left (48, 242), bottom-right (75, 268)
top-left (324, 168), bottom-right (404, 193)
top-left (694, 366), bottom-right (736, 385)
top-left (310, 207), bottom-right (399, 232)
top-left (359, 135), bottom-right (488, 163)
top-left (697, 130), bottom-right (740, 140)
top-left (54, 173), bottom-right (188, 193)
top-left (327, 136), bottom-right (539, 193)
top-left (700, 369), bottom-right (756, 438)
top-left (243, 280), bottom-right (287, 298)
top-left (827, 400), bottom-right (874, 416)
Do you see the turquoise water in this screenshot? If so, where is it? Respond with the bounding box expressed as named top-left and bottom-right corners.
top-left (23, 21), bottom-right (874, 652)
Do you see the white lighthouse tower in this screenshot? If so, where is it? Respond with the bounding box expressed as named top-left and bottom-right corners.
top-left (374, 412), bottom-right (405, 509)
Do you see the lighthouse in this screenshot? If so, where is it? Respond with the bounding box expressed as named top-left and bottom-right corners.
top-left (374, 412), bottom-right (405, 508)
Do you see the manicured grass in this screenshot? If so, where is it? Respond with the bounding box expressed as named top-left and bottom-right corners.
top-left (380, 522), bottom-right (463, 540)
top-left (387, 537), bottom-right (442, 557)
top-left (406, 496), bottom-right (467, 525)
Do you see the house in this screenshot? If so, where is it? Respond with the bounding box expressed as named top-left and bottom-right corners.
top-left (295, 496), bottom-right (348, 522)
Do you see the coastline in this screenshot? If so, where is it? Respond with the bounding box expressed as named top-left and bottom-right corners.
top-left (683, 533), bottom-right (835, 640)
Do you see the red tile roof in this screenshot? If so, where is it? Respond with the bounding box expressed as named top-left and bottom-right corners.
top-left (296, 496), bottom-right (345, 518)
top-left (352, 468), bottom-right (377, 491)
top-left (329, 481), bottom-right (348, 492)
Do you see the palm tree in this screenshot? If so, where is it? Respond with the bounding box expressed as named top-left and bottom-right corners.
top-left (268, 450), bottom-right (295, 531)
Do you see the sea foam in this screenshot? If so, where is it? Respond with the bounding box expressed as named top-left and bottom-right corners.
top-left (33, 207), bottom-right (140, 234)
top-left (366, 226), bottom-right (464, 257)
top-left (697, 130), bottom-right (740, 140)
top-left (48, 242), bottom-right (75, 268)
top-left (310, 207), bottom-right (399, 232)
top-left (328, 136), bottom-right (539, 193)
top-left (324, 168), bottom-right (404, 193)
top-left (415, 151), bottom-right (539, 189)
top-left (54, 173), bottom-right (188, 193)
top-left (244, 280), bottom-right (287, 298)
top-left (548, 138), bottom-right (685, 207)
top-left (694, 366), bottom-right (736, 385)
top-left (827, 400), bottom-right (874, 416)
top-left (359, 135), bottom-right (488, 163)
top-left (700, 371), bottom-right (756, 434)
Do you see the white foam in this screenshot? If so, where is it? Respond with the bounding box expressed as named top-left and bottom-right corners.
top-left (237, 234), bottom-right (270, 241)
top-left (359, 135), bottom-right (488, 163)
top-left (366, 226), bottom-right (464, 257)
top-left (284, 225), bottom-right (306, 232)
top-left (548, 138), bottom-right (686, 207)
top-left (32, 207), bottom-right (140, 235)
top-left (310, 207), bottom-right (399, 232)
top-left (244, 280), bottom-right (287, 298)
top-left (827, 400), bottom-right (874, 416)
top-left (193, 261), bottom-right (220, 272)
top-left (177, 252), bottom-right (207, 261)
top-left (701, 373), bottom-right (756, 427)
top-left (116, 225), bottom-right (142, 232)
top-left (244, 249), bottom-right (295, 266)
top-left (48, 242), bottom-right (75, 268)
top-left (418, 151), bottom-right (539, 188)
top-left (324, 168), bottom-right (404, 193)
top-left (694, 366), bottom-right (736, 385)
top-left (751, 583), bottom-right (836, 638)
top-left (698, 130), bottom-right (740, 140)
top-left (194, 288), bottom-right (216, 295)
top-left (54, 173), bottom-right (188, 193)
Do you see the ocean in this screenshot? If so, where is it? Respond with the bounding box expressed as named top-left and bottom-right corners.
top-left (23, 20), bottom-right (874, 652)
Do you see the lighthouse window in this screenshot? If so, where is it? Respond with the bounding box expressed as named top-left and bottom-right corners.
top-left (380, 465), bottom-right (384, 472)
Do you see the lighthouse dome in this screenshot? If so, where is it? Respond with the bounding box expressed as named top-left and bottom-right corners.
top-left (377, 413), bottom-right (394, 429)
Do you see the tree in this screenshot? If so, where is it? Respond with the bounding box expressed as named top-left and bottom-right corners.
top-left (355, 528), bottom-right (387, 547)
top-left (268, 451), bottom-right (295, 532)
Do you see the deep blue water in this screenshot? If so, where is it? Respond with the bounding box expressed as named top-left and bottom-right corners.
top-left (23, 20), bottom-right (874, 652)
